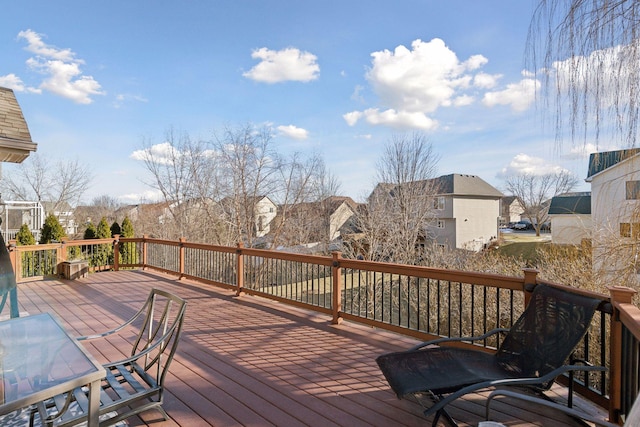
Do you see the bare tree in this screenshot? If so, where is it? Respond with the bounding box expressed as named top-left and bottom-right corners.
top-left (0, 153), bottom-right (93, 210)
top-left (504, 171), bottom-right (578, 236)
top-left (528, 0), bottom-right (640, 147)
top-left (139, 124), bottom-right (336, 247)
top-left (138, 128), bottom-right (228, 243)
top-left (352, 133), bottom-right (440, 264)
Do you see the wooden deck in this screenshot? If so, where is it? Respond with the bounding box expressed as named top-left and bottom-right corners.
top-left (13, 269), bottom-right (610, 426)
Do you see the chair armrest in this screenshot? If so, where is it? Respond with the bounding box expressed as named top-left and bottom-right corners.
top-left (410, 328), bottom-right (510, 351)
top-left (485, 389), bottom-right (618, 427)
top-left (76, 305), bottom-right (148, 341)
top-left (424, 364), bottom-right (607, 417)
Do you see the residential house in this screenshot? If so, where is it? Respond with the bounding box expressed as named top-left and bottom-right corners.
top-left (500, 195), bottom-right (524, 227)
top-left (218, 195), bottom-right (277, 243)
top-left (430, 174), bottom-right (503, 251)
top-left (548, 192), bottom-right (591, 245)
top-left (41, 201), bottom-right (77, 236)
top-left (586, 148), bottom-right (640, 277)
top-left (271, 196), bottom-right (358, 251)
top-left (370, 174), bottom-right (502, 252)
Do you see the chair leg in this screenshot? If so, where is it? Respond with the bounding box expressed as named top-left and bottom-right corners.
top-left (428, 394), bottom-right (458, 427)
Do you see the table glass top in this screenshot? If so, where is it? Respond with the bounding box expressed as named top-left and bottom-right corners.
top-left (0, 313), bottom-right (100, 405)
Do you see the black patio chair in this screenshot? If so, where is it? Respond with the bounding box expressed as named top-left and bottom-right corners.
top-left (376, 283), bottom-right (605, 426)
top-left (31, 288), bottom-right (187, 427)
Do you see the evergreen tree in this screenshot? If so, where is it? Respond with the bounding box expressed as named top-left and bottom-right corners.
top-left (119, 216), bottom-right (137, 265)
top-left (84, 222), bottom-right (97, 239)
top-left (121, 217), bottom-right (134, 238)
top-left (92, 217), bottom-right (113, 268)
top-left (39, 214), bottom-right (66, 244)
top-left (16, 223), bottom-right (36, 276)
top-left (110, 221), bottom-right (121, 237)
top-left (16, 224), bottom-right (35, 246)
top-left (96, 218), bottom-right (111, 239)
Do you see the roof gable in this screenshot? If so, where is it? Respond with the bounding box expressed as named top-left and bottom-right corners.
top-left (0, 87), bottom-right (37, 163)
top-left (586, 149), bottom-right (640, 180)
top-left (434, 173), bottom-right (503, 198)
top-left (548, 192), bottom-right (591, 215)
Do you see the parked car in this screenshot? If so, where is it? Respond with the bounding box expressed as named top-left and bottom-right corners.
top-left (512, 221), bottom-right (532, 230)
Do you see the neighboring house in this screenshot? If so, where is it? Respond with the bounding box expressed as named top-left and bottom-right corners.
top-left (0, 200), bottom-right (44, 241)
top-left (272, 196), bottom-right (358, 249)
top-left (218, 195), bottom-right (277, 241)
top-left (42, 201), bottom-right (77, 236)
top-left (500, 196), bottom-right (524, 226)
top-left (548, 192), bottom-right (591, 245)
top-left (429, 174), bottom-right (503, 251)
top-left (586, 148), bottom-right (640, 277)
top-left (253, 196), bottom-right (277, 238)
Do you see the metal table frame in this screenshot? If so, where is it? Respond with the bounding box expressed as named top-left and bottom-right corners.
top-left (0, 312), bottom-right (105, 426)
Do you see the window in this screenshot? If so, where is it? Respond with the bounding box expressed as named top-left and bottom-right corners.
top-left (626, 181), bottom-right (640, 199)
top-left (434, 197), bottom-right (445, 210)
top-left (620, 222), bottom-right (640, 238)
top-left (436, 220), bottom-right (445, 229)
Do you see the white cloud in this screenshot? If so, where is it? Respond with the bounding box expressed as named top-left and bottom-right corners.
top-left (482, 72), bottom-right (539, 112)
top-left (498, 153), bottom-right (567, 178)
top-left (453, 94), bottom-right (474, 107)
top-left (344, 108), bottom-right (438, 130)
top-left (366, 38), bottom-right (482, 114)
top-left (119, 189), bottom-right (164, 204)
top-left (0, 73), bottom-right (40, 93)
top-left (473, 72), bottom-right (501, 89)
top-left (277, 124), bottom-right (309, 140)
top-left (243, 47), bottom-right (319, 83)
top-left (345, 38), bottom-right (540, 130)
top-left (113, 93), bottom-right (149, 108)
top-left (18, 29), bottom-right (74, 61)
top-left (17, 29), bottom-right (104, 104)
top-left (130, 142), bottom-right (180, 165)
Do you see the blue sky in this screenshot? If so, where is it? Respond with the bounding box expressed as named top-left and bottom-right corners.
top-left (1, 1), bottom-right (600, 204)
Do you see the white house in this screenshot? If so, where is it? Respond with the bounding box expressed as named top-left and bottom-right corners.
top-left (548, 192), bottom-right (591, 245)
top-left (586, 148), bottom-right (640, 277)
top-left (429, 174), bottom-right (503, 251)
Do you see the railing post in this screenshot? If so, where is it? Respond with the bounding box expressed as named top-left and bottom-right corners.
top-left (58, 238), bottom-right (68, 276)
top-left (113, 234), bottom-right (120, 271)
top-left (179, 237), bottom-right (186, 279)
top-left (608, 285), bottom-right (637, 424)
top-left (142, 235), bottom-right (148, 270)
top-left (522, 268), bottom-right (538, 306)
top-left (236, 242), bottom-right (244, 296)
top-left (332, 251), bottom-right (343, 325)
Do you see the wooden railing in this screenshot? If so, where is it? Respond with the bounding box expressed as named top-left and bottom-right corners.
top-left (8, 235), bottom-right (640, 425)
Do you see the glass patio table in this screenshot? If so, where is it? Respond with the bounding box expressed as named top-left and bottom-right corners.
top-left (0, 312), bottom-right (105, 426)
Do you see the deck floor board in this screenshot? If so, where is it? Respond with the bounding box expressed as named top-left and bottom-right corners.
top-left (11, 270), bottom-right (609, 426)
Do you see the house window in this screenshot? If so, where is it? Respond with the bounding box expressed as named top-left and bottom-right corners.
top-left (620, 222), bottom-right (640, 238)
top-left (434, 197), bottom-right (445, 210)
top-left (436, 220), bottom-right (445, 229)
top-left (626, 181), bottom-right (640, 199)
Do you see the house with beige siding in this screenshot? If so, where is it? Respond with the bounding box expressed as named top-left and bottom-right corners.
top-left (429, 174), bottom-right (503, 251)
top-left (548, 192), bottom-right (591, 245)
top-left (586, 148), bottom-right (640, 278)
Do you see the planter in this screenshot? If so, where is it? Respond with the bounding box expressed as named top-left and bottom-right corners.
top-left (62, 260), bottom-right (89, 280)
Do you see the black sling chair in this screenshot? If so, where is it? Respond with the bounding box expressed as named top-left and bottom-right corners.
top-left (376, 283), bottom-right (605, 426)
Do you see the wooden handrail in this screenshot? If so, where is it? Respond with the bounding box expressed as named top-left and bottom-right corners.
top-left (9, 235), bottom-right (639, 424)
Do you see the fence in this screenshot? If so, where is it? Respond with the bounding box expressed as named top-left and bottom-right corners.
top-left (8, 235), bottom-right (640, 424)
